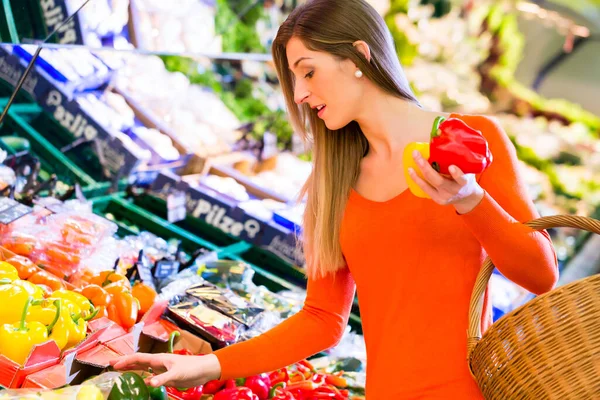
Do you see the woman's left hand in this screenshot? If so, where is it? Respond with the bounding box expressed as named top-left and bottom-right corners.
top-left (409, 150), bottom-right (484, 214)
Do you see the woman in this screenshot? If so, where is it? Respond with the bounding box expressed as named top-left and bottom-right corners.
top-left (111, 0), bottom-right (558, 398)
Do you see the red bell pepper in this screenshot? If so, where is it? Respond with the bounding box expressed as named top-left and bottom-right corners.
top-left (286, 381), bottom-right (318, 396)
top-left (166, 385), bottom-right (203, 400)
top-left (428, 116), bottom-right (492, 175)
top-left (213, 386), bottom-right (258, 400)
top-left (164, 331), bottom-right (204, 398)
top-left (312, 385), bottom-right (347, 399)
top-left (295, 364), bottom-right (313, 380)
top-left (168, 330), bottom-right (194, 355)
top-left (203, 379), bottom-right (227, 394)
top-left (297, 360), bottom-right (316, 373)
top-left (270, 383), bottom-right (295, 400)
top-left (289, 371), bottom-right (306, 383)
top-left (237, 374), bottom-right (271, 400)
top-left (311, 374), bottom-right (326, 385)
top-left (269, 368), bottom-right (289, 386)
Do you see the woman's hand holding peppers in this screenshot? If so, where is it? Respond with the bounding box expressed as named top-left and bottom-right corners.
top-left (404, 116), bottom-right (491, 214)
top-left (409, 150), bottom-right (484, 214)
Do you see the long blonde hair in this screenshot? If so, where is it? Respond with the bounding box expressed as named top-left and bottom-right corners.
top-left (272, 0), bottom-right (419, 279)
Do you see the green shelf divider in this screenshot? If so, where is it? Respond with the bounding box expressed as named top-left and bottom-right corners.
top-left (0, 0), bottom-right (19, 43)
top-left (2, 104), bottom-right (97, 187)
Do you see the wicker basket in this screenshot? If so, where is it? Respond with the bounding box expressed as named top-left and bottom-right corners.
top-left (467, 215), bottom-right (600, 400)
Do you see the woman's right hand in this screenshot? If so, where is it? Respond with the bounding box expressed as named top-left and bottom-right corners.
top-left (110, 353), bottom-right (222, 388)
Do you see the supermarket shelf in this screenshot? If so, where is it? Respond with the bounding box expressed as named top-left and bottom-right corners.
top-left (91, 194), bottom-right (219, 252)
top-left (19, 40), bottom-right (274, 63)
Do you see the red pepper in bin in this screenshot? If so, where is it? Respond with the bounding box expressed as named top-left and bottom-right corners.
top-left (203, 379), bottom-right (227, 394)
top-left (311, 374), bottom-right (326, 385)
top-left (168, 330), bottom-right (194, 355)
top-left (166, 386), bottom-right (203, 400)
top-left (269, 368), bottom-right (289, 386)
top-left (270, 383), bottom-right (295, 400)
top-left (236, 374), bottom-right (271, 400)
top-left (213, 386), bottom-right (259, 400)
top-left (164, 331), bottom-right (204, 399)
top-left (298, 360), bottom-right (316, 373)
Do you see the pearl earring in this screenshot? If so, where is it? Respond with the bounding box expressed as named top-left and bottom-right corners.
top-left (354, 70), bottom-right (363, 78)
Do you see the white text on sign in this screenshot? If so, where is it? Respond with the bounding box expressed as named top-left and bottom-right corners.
top-left (190, 198), bottom-right (261, 239)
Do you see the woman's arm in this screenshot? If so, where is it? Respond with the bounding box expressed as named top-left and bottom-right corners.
top-left (213, 266), bottom-right (356, 380)
top-left (456, 114), bottom-right (558, 295)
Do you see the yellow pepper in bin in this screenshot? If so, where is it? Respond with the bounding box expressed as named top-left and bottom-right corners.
top-left (66, 313), bottom-right (87, 349)
top-left (51, 289), bottom-right (93, 314)
top-left (26, 295), bottom-right (94, 351)
top-left (12, 280), bottom-right (44, 300)
top-left (27, 301), bottom-right (58, 325)
top-left (0, 282), bottom-right (29, 324)
top-left (0, 296), bottom-right (48, 365)
top-left (28, 299), bottom-right (68, 350)
top-left (0, 262), bottom-right (19, 282)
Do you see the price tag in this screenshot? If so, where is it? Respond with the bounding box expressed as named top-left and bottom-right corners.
top-left (0, 198), bottom-right (32, 224)
top-left (167, 190), bottom-right (186, 223)
top-left (127, 252), bottom-right (155, 286)
top-left (154, 260), bottom-right (180, 279)
top-left (137, 263), bottom-right (155, 284)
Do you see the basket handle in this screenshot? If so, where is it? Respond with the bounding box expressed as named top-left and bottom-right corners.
top-left (467, 215), bottom-right (600, 357)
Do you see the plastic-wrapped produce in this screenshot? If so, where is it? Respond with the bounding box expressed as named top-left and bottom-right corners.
top-left (186, 281), bottom-right (265, 326)
top-left (0, 371), bottom-right (120, 399)
top-left (168, 295), bottom-right (245, 347)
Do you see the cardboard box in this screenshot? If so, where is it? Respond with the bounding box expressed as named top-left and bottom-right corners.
top-left (87, 317), bottom-right (128, 342)
top-left (18, 324), bottom-right (109, 389)
top-left (138, 301), bottom-right (212, 355)
top-left (21, 352), bottom-right (77, 390)
top-left (0, 341), bottom-right (61, 388)
top-left (75, 323), bottom-right (144, 371)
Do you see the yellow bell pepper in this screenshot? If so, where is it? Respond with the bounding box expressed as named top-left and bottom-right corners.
top-left (51, 289), bottom-right (93, 314)
top-left (77, 384), bottom-right (104, 400)
top-left (27, 301), bottom-right (57, 325)
top-left (0, 262), bottom-right (19, 282)
top-left (28, 299), bottom-right (69, 350)
top-left (402, 142), bottom-right (431, 199)
top-left (48, 297), bottom-right (81, 316)
top-left (0, 283), bottom-right (29, 324)
top-left (0, 296), bottom-right (48, 365)
top-left (66, 313), bottom-right (87, 349)
top-left (12, 280), bottom-right (44, 300)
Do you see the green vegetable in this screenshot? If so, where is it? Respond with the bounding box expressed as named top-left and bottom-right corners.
top-left (215, 0), bottom-right (265, 53)
top-left (420, 0), bottom-right (452, 18)
top-left (148, 385), bottom-right (168, 400)
top-left (108, 372), bottom-right (150, 400)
